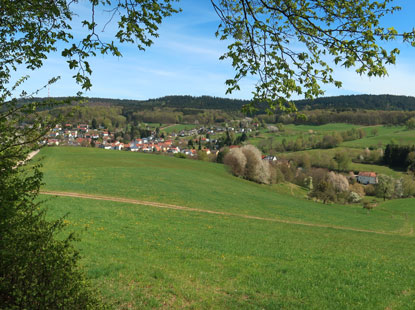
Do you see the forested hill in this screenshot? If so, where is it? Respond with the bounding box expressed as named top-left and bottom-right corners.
top-left (295, 94), bottom-right (415, 111)
top-left (27, 94), bottom-right (415, 111)
top-left (83, 95), bottom-right (249, 111)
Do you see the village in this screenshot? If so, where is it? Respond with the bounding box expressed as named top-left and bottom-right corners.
top-left (43, 123), bottom-right (379, 187)
top-left (43, 122), bottom-right (255, 157)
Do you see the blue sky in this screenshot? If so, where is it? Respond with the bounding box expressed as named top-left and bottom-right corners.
top-left (17, 0), bottom-right (415, 100)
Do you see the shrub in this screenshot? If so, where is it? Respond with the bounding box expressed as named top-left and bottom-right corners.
top-left (364, 184), bottom-right (376, 196)
top-left (241, 145), bottom-right (271, 184)
top-left (270, 165), bottom-right (285, 184)
top-left (223, 145), bottom-right (271, 184)
top-left (278, 162), bottom-right (295, 182)
top-left (327, 171), bottom-right (349, 192)
top-left (349, 182), bottom-right (365, 197)
top-left (216, 147), bottom-right (229, 163)
top-left (174, 152), bottom-right (187, 159)
top-left (308, 180), bottom-right (337, 204)
top-left (402, 175), bottom-right (415, 197)
top-left (224, 147), bottom-right (246, 177)
top-left (348, 191), bottom-right (362, 203)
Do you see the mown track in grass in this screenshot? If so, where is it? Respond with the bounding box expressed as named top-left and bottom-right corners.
top-left (41, 190), bottom-right (413, 237)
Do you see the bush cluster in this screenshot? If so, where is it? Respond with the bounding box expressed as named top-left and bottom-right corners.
top-left (224, 145), bottom-right (271, 184)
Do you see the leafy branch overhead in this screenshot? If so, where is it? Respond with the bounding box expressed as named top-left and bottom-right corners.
top-left (211, 0), bottom-right (415, 113)
top-left (0, 0), bottom-right (180, 92)
top-left (1, 0), bottom-right (415, 113)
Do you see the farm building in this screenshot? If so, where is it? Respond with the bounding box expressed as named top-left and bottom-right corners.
top-left (357, 172), bottom-right (378, 185)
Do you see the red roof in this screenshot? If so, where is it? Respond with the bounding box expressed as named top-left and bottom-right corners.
top-left (358, 172), bottom-right (377, 178)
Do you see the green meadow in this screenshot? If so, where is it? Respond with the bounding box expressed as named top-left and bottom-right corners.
top-left (40, 147), bottom-right (405, 231)
top-left (341, 126), bottom-right (414, 148)
top-left (39, 147), bottom-right (415, 309)
top-left (248, 123), bottom-right (369, 149)
top-left (162, 124), bottom-right (199, 134)
top-left (249, 124), bottom-right (414, 152)
top-left (284, 147), bottom-right (404, 177)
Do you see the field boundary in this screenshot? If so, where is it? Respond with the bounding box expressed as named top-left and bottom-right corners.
top-left (40, 190), bottom-right (412, 237)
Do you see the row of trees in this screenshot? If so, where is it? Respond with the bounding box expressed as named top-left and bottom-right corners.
top-left (279, 110), bottom-right (415, 126)
top-left (384, 144), bottom-right (415, 172)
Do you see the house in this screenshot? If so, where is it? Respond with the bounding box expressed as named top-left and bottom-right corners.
top-left (130, 144), bottom-right (139, 152)
top-left (78, 124), bottom-right (89, 133)
top-left (263, 155), bottom-right (278, 162)
top-left (357, 172), bottom-right (378, 185)
top-left (167, 146), bottom-right (180, 154)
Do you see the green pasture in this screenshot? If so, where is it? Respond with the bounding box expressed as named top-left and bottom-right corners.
top-left (249, 123), bottom-right (369, 150)
top-left (284, 123), bottom-right (365, 133)
top-left (38, 147), bottom-right (415, 309)
top-left (162, 124), bottom-right (199, 134)
top-left (282, 147), bottom-right (404, 177)
top-left (142, 122), bottom-right (164, 129)
top-left (250, 124), bottom-right (414, 153)
top-left (42, 195), bottom-right (415, 310)
top-left (341, 126), bottom-right (412, 148)
top-left (40, 147), bottom-right (405, 232)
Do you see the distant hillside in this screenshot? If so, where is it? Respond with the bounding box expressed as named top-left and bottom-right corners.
top-left (295, 94), bottom-right (415, 111)
top-left (24, 94), bottom-right (415, 111)
top-left (84, 95), bottom-right (249, 111)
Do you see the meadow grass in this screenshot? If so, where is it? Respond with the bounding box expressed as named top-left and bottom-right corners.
top-left (162, 124), bottom-right (199, 133)
top-left (38, 147), bottom-right (415, 309)
top-left (341, 126), bottom-right (413, 148)
top-left (282, 147), bottom-right (404, 177)
top-left (249, 124), bottom-right (413, 154)
top-left (249, 124), bottom-right (372, 150)
top-left (42, 195), bottom-right (415, 310)
top-left (284, 123), bottom-right (366, 132)
top-left (40, 147), bottom-right (407, 232)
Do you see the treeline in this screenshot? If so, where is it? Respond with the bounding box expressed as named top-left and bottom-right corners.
top-left (290, 110), bottom-right (415, 126)
top-left (23, 94), bottom-right (415, 127)
top-left (384, 144), bottom-right (415, 171)
top-left (25, 94), bottom-right (415, 113)
top-left (296, 94), bottom-right (415, 111)
top-left (82, 94), bottom-right (415, 112)
top-left (44, 106), bottom-right (127, 130)
top-left (125, 108), bottom-right (239, 125)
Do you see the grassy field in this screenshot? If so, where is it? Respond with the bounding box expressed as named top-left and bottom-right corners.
top-left (39, 147), bottom-right (415, 309)
top-left (249, 124), bottom-right (413, 153)
top-left (43, 195), bottom-right (415, 310)
top-left (248, 123), bottom-right (370, 150)
top-left (341, 126), bottom-right (414, 148)
top-left (162, 124), bottom-right (199, 134)
top-left (40, 147), bottom-right (405, 231)
top-left (283, 147), bottom-right (404, 177)
top-left (284, 123), bottom-right (366, 133)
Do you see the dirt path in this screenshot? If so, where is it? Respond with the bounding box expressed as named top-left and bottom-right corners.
top-left (160, 124), bottom-right (175, 131)
top-left (40, 190), bottom-right (413, 237)
top-left (27, 150), bottom-right (40, 161)
top-left (14, 150), bottom-right (40, 168)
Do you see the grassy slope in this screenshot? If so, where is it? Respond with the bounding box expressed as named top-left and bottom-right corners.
top-left (250, 124), bottom-right (413, 153)
top-left (39, 147), bottom-right (415, 309)
top-left (341, 126), bottom-right (413, 148)
top-left (41, 147), bottom-right (406, 232)
top-left (162, 124), bottom-right (199, 134)
top-left (43, 196), bottom-right (415, 310)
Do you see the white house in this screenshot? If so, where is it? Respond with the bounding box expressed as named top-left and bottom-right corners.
top-left (357, 172), bottom-right (378, 185)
